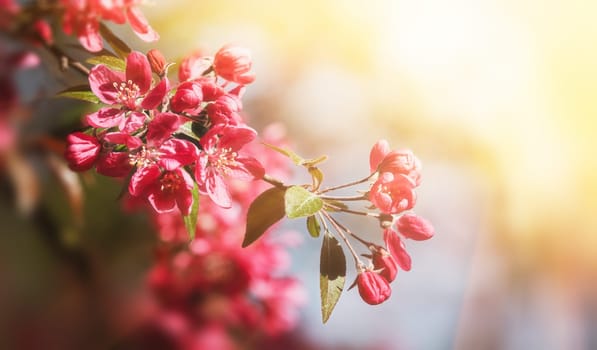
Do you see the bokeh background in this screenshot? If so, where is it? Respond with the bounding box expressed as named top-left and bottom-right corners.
top-left (3, 0), bottom-right (597, 349)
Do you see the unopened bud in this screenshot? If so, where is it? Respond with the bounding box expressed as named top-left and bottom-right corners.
top-left (147, 49), bottom-right (167, 76)
top-left (357, 270), bottom-right (392, 305)
top-left (397, 213), bottom-right (434, 241)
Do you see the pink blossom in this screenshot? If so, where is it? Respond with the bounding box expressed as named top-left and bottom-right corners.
top-left (213, 45), bottom-right (255, 85)
top-left (369, 139), bottom-right (422, 186)
top-left (369, 172), bottom-right (416, 214)
top-left (60, 0), bottom-right (158, 52)
top-left (195, 125), bottom-right (264, 208)
top-left (86, 51), bottom-right (168, 131)
top-left (64, 132), bottom-right (101, 171)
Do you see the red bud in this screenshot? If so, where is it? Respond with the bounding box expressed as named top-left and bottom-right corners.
top-left (397, 213), bottom-right (435, 241)
top-left (357, 270), bottom-right (392, 305)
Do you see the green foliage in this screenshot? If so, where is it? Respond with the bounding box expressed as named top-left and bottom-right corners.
top-left (56, 85), bottom-right (100, 104)
top-left (284, 185), bottom-right (323, 219)
top-left (242, 186), bottom-right (287, 247)
top-left (306, 215), bottom-right (321, 238)
top-left (182, 184), bottom-right (200, 240)
top-left (320, 232), bottom-right (346, 323)
top-left (86, 55), bottom-right (126, 71)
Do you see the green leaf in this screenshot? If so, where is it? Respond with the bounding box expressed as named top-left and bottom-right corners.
top-left (308, 166), bottom-right (324, 191)
top-left (242, 186), bottom-right (287, 247)
top-left (99, 23), bottom-right (132, 59)
top-left (56, 85), bottom-right (100, 103)
top-left (262, 142), bottom-right (328, 168)
top-left (320, 232), bottom-right (346, 323)
top-left (302, 155), bottom-right (328, 167)
top-left (284, 185), bottom-right (323, 219)
top-left (86, 55), bottom-right (126, 71)
top-left (262, 142), bottom-right (305, 165)
top-left (306, 215), bottom-right (321, 238)
top-left (183, 183), bottom-right (200, 240)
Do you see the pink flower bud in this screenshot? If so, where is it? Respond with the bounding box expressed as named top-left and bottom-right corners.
top-left (371, 248), bottom-right (398, 282)
top-left (64, 132), bottom-right (100, 171)
top-left (170, 81), bottom-right (203, 114)
top-left (213, 45), bottom-right (255, 84)
top-left (397, 213), bottom-right (435, 241)
top-left (383, 228), bottom-right (412, 271)
top-left (357, 270), bottom-right (392, 305)
top-left (147, 49), bottom-right (167, 75)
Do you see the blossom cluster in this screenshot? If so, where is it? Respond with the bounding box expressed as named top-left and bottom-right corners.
top-left (60, 0), bottom-right (158, 52)
top-left (354, 140), bottom-right (434, 305)
top-left (136, 126), bottom-right (305, 347)
top-left (64, 46), bottom-right (263, 214)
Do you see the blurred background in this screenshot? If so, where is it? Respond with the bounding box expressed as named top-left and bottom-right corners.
top-left (2, 0), bottom-right (597, 349)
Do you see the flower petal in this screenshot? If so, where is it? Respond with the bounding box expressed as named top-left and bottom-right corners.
top-left (126, 51), bottom-right (152, 94)
top-left (141, 78), bottom-right (169, 110)
top-left (85, 107), bottom-right (124, 128)
top-left (126, 6), bottom-right (159, 43)
top-left (129, 164), bottom-right (161, 197)
top-left (88, 65), bottom-right (124, 104)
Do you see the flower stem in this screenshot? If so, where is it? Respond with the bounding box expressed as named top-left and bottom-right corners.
top-left (322, 211), bottom-right (364, 270)
top-left (323, 202), bottom-right (380, 219)
top-left (261, 174), bottom-right (286, 188)
top-left (317, 172), bottom-right (375, 194)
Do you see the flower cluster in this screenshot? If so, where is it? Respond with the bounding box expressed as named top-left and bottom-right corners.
top-left (65, 46), bottom-right (263, 215)
top-left (60, 0), bottom-right (158, 52)
top-left (118, 124), bottom-right (304, 348)
top-left (306, 140), bottom-right (434, 307)
top-left (356, 140), bottom-right (434, 305)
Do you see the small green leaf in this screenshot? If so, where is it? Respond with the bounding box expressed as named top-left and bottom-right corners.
top-left (86, 55), bottom-right (126, 71)
top-left (320, 232), bottom-right (346, 323)
top-left (306, 215), bottom-right (321, 238)
top-left (183, 183), bottom-right (200, 240)
top-left (284, 185), bottom-right (323, 219)
top-left (302, 155), bottom-right (328, 167)
top-left (262, 142), bottom-right (305, 165)
top-left (242, 186), bottom-right (287, 247)
top-left (56, 85), bottom-right (100, 103)
top-left (99, 23), bottom-right (131, 59)
top-left (308, 166), bottom-right (324, 191)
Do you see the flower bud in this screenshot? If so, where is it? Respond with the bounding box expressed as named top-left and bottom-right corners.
top-left (170, 81), bottom-right (203, 114)
top-left (357, 270), bottom-right (392, 305)
top-left (383, 228), bottom-right (412, 271)
top-left (371, 247), bottom-right (398, 282)
top-left (213, 45), bottom-right (255, 84)
top-left (397, 213), bottom-right (435, 241)
top-left (64, 132), bottom-right (100, 171)
top-left (147, 49), bottom-right (167, 75)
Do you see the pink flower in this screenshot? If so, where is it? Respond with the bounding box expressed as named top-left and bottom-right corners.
top-left (64, 132), bottom-right (101, 171)
top-left (60, 0), bottom-right (158, 52)
top-left (125, 113), bottom-right (198, 214)
top-left (383, 228), bottom-right (412, 271)
top-left (178, 50), bottom-right (212, 82)
top-left (170, 81), bottom-right (203, 114)
top-left (356, 269), bottom-right (392, 305)
top-left (129, 165), bottom-right (195, 215)
top-left (369, 172), bottom-right (416, 214)
top-left (369, 139), bottom-right (422, 186)
top-left (86, 51), bottom-right (168, 131)
top-left (195, 125), bottom-right (264, 208)
top-left (213, 45), bottom-right (255, 85)
top-left (397, 213), bottom-right (435, 241)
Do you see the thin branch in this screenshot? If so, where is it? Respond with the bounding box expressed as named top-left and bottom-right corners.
top-left (317, 172), bottom-right (376, 194)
